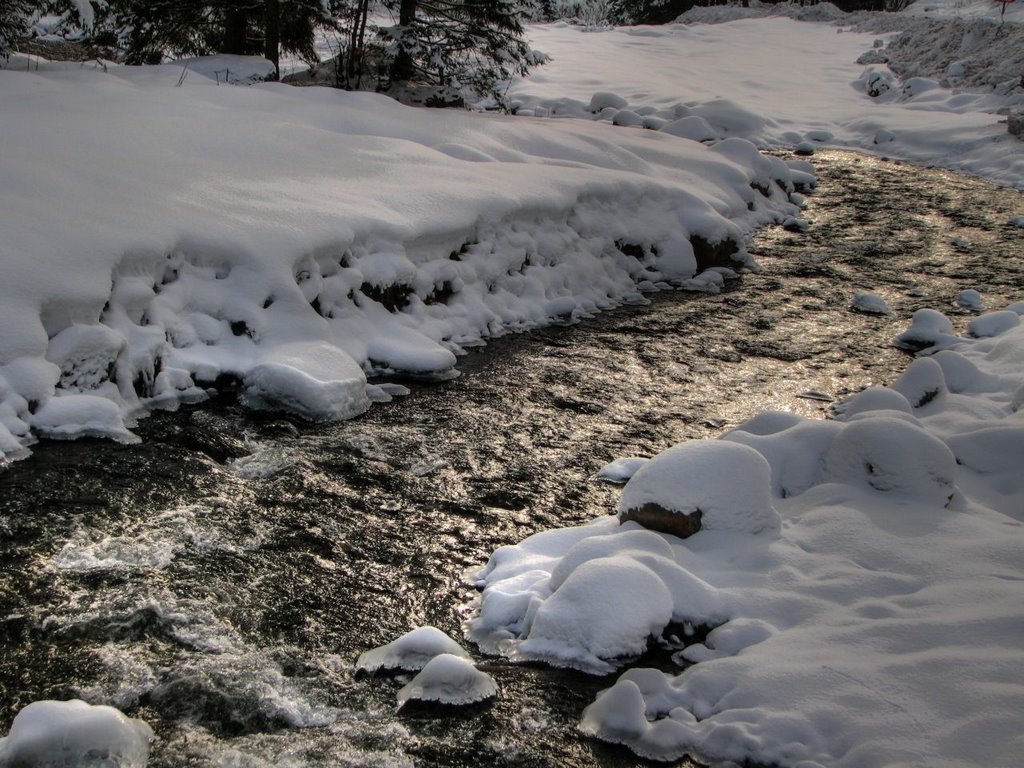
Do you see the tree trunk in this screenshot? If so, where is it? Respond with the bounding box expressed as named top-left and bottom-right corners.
top-left (390, 0), bottom-right (417, 84)
top-left (264, 0), bottom-right (280, 79)
top-left (224, 7), bottom-right (248, 55)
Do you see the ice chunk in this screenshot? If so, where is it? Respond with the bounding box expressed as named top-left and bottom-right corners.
top-left (356, 626), bottom-right (469, 673)
top-left (618, 441), bottom-right (779, 535)
top-left (45, 324), bottom-right (127, 392)
top-left (0, 699), bottom-right (153, 768)
top-left (396, 654), bottom-right (497, 707)
top-left (241, 341), bottom-right (370, 422)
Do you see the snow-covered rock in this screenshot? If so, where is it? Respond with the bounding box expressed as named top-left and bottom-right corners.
top-left (893, 308), bottom-right (957, 351)
top-left (850, 291), bottom-right (892, 315)
top-left (356, 626), bottom-right (470, 674)
top-left (956, 288), bottom-right (985, 311)
top-left (396, 654), bottom-right (497, 707)
top-left (617, 441), bottom-right (779, 536)
top-left (0, 699), bottom-right (153, 768)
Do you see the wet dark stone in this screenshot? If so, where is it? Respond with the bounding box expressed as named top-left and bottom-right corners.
top-left (360, 281), bottom-right (414, 312)
top-left (619, 503), bottom-right (703, 539)
top-left (691, 235), bottom-right (741, 271)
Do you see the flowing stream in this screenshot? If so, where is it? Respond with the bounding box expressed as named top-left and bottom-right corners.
top-left (1, 152), bottom-right (1022, 767)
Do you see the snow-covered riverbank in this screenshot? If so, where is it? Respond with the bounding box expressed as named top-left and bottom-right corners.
top-left (0, 58), bottom-right (807, 463)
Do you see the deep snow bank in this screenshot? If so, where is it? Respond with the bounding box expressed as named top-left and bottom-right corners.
top-left (468, 301), bottom-right (1024, 766)
top-left (0, 60), bottom-right (805, 463)
top-left (514, 10), bottom-right (1024, 186)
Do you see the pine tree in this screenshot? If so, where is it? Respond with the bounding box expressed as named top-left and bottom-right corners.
top-left (99, 0), bottom-right (329, 74)
top-left (0, 0), bottom-right (36, 57)
top-left (378, 0), bottom-right (541, 104)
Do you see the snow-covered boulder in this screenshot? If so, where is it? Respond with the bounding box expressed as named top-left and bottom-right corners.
top-left (0, 699), bottom-right (153, 768)
top-left (517, 557), bottom-right (673, 671)
top-left (30, 394), bottom-right (140, 444)
top-left (660, 116), bottom-right (718, 143)
top-left (240, 341), bottom-right (370, 422)
top-left (589, 91), bottom-right (628, 112)
top-left (356, 626), bottom-right (469, 674)
top-left (618, 441), bottom-right (779, 536)
top-left (893, 308), bottom-right (957, 351)
top-left (396, 654), bottom-right (497, 707)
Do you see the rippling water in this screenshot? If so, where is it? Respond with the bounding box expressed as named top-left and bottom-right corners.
top-left (1, 152), bottom-right (1022, 767)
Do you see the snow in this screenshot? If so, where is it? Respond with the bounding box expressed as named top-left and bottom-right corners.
top-left (396, 654), bottom-right (497, 707)
top-left (850, 291), bottom-right (892, 315)
top-left (512, 10), bottom-right (1024, 187)
top-left (617, 441), bottom-right (780, 534)
top-left (356, 626), bottom-right (470, 674)
top-left (0, 699), bottom-right (153, 768)
top-left (0, 58), bottom-right (803, 461)
top-left (596, 456), bottom-right (648, 483)
top-left (469, 302), bottom-right (1024, 766)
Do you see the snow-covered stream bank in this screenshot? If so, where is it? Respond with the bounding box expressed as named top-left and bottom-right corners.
top-left (0, 58), bottom-right (811, 464)
top-left (2, 153), bottom-right (1021, 767)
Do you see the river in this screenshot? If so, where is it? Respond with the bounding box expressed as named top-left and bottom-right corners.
top-left (1, 152), bottom-right (1022, 767)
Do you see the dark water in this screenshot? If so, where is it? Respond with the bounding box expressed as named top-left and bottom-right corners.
top-left (1, 152), bottom-right (1021, 767)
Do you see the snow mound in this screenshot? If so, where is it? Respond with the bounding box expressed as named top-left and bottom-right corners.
top-left (468, 522), bottom-right (729, 674)
top-left (0, 699), bottom-right (153, 768)
top-left (957, 288), bottom-right (985, 311)
top-left (617, 441), bottom-right (779, 535)
top-left (356, 626), bottom-right (469, 674)
top-left (396, 654), bottom-right (497, 707)
top-left (823, 416), bottom-right (958, 505)
top-left (968, 310), bottom-right (1020, 338)
top-left (30, 394), bottom-right (140, 444)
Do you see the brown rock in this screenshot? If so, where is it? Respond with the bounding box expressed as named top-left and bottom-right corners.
top-left (618, 503), bottom-right (703, 539)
